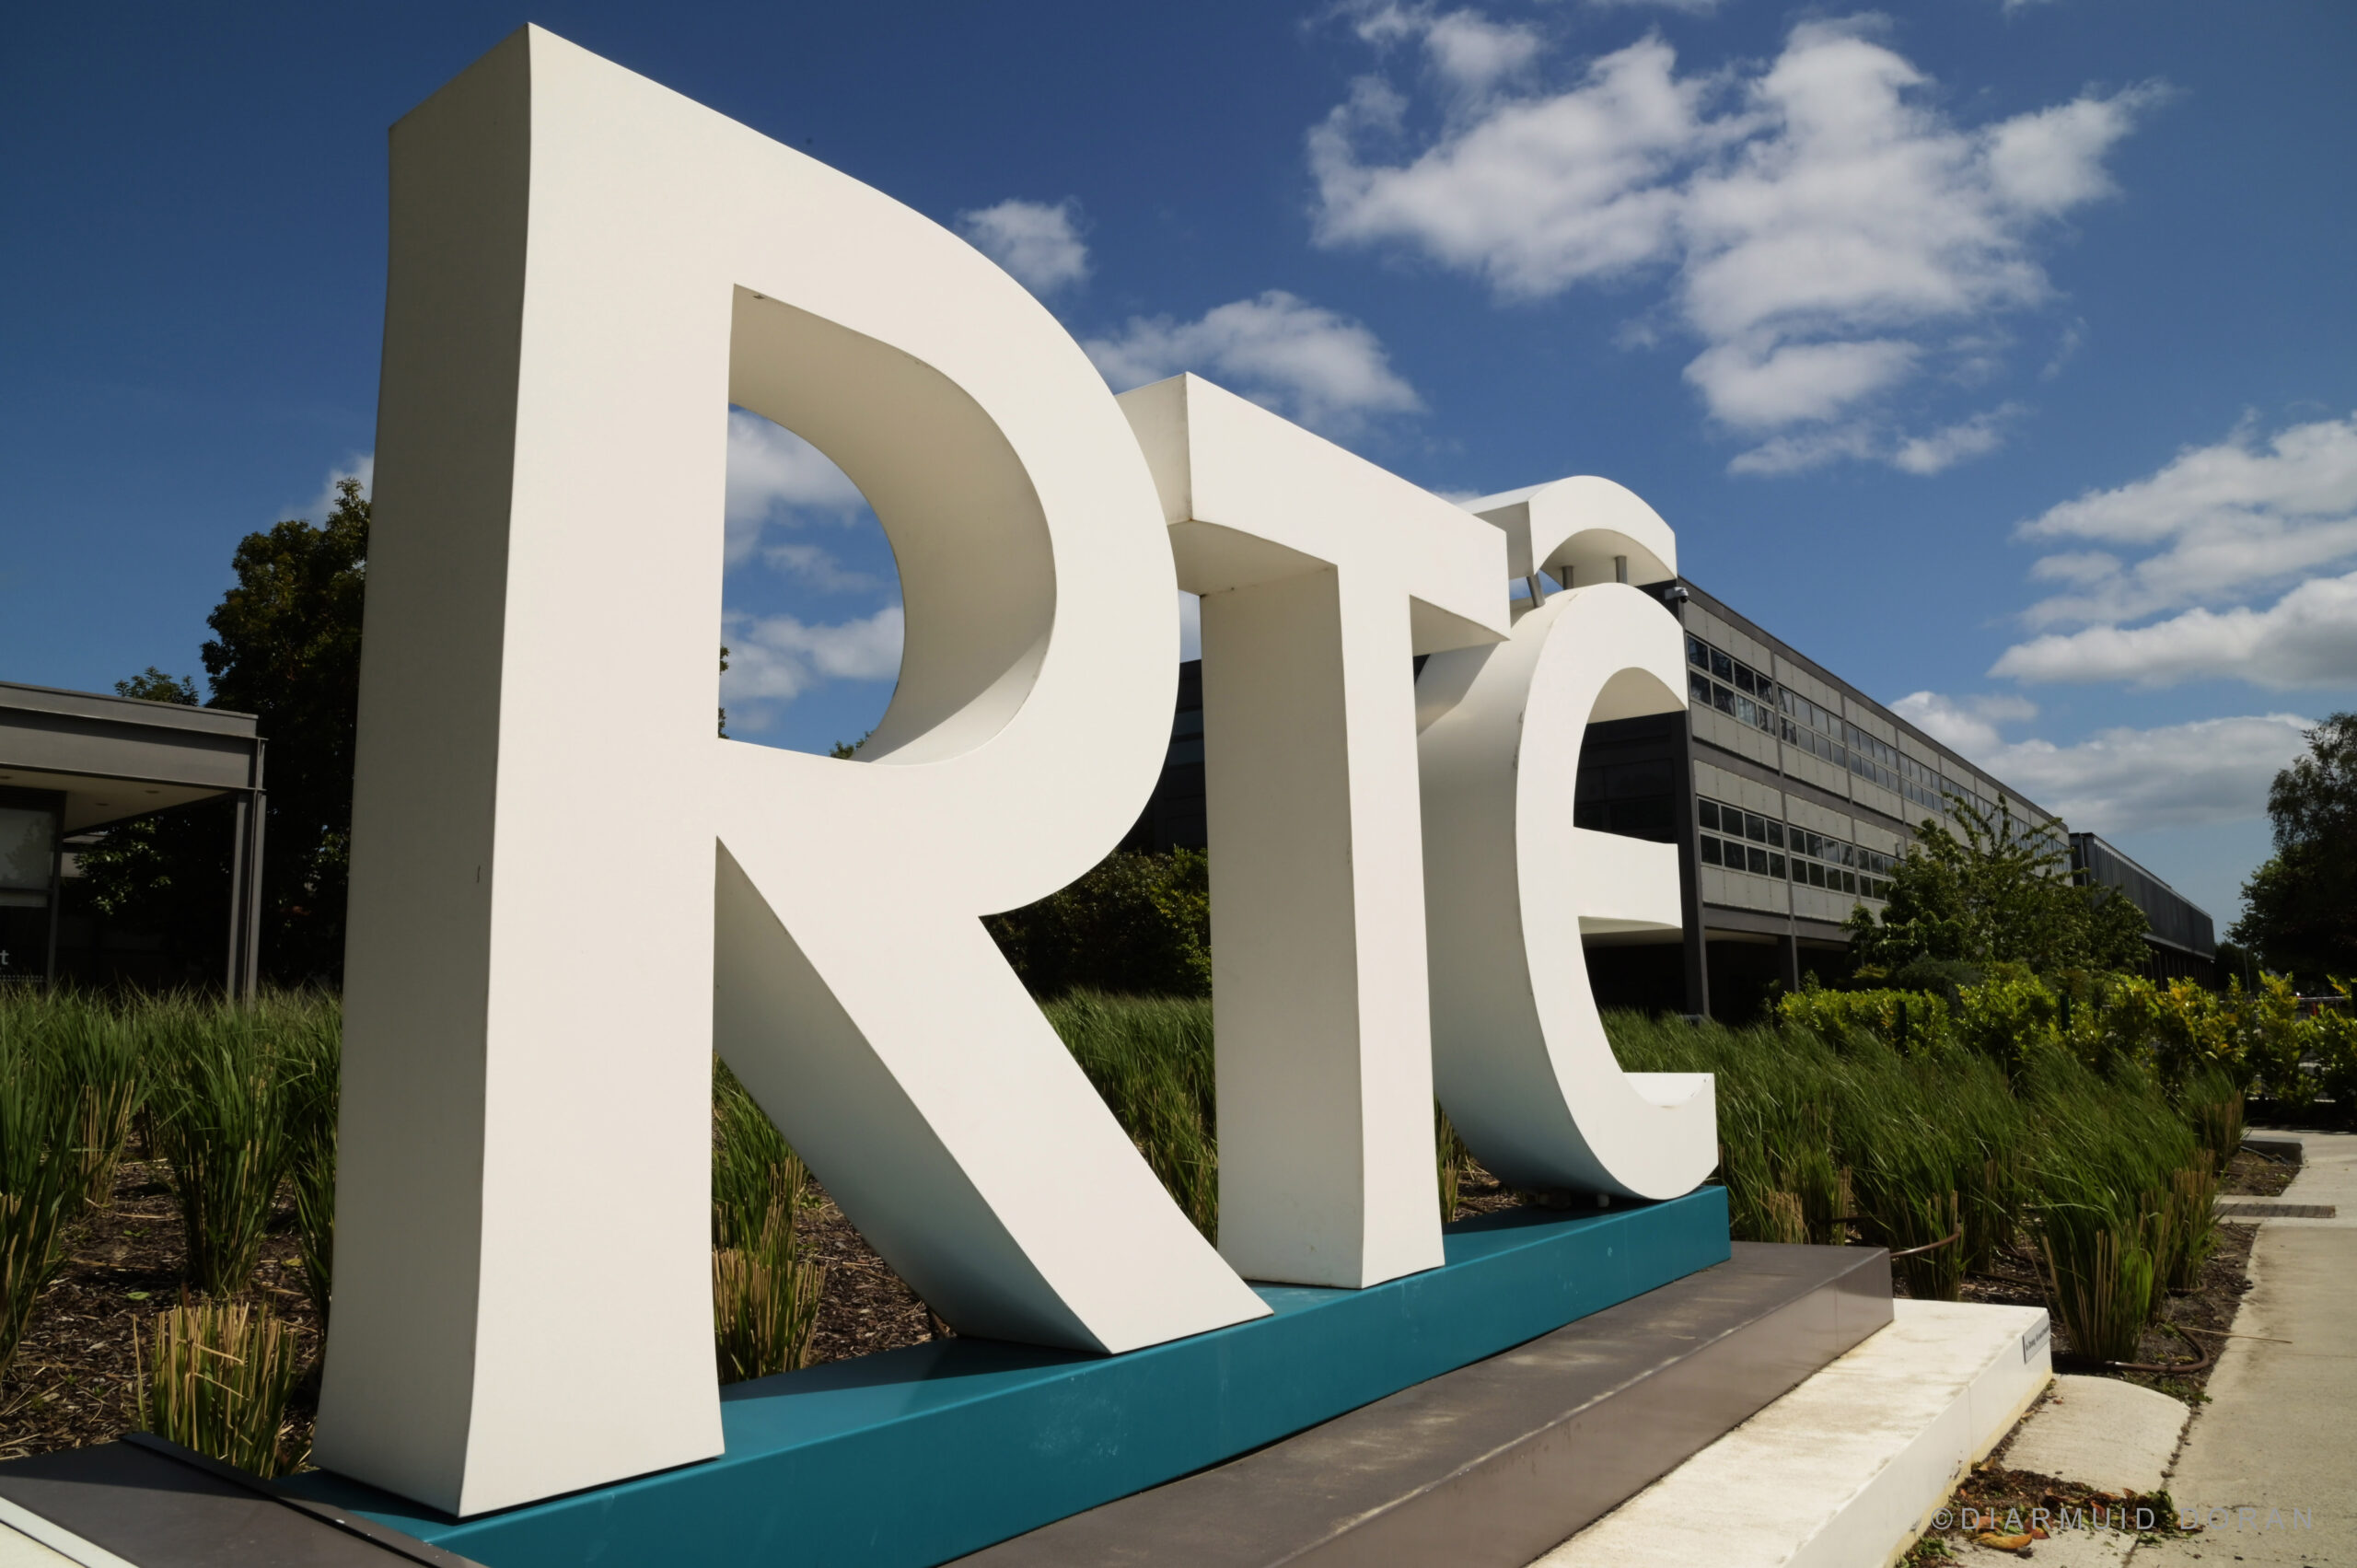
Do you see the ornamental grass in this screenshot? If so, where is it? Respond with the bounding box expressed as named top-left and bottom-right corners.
top-left (135, 1298), bottom-right (303, 1478)
top-left (1044, 993), bottom-right (1220, 1241)
top-left (0, 1004), bottom-right (79, 1379)
top-left (145, 999), bottom-right (294, 1298)
top-left (712, 1061), bottom-right (823, 1383)
top-left (272, 993), bottom-right (342, 1328)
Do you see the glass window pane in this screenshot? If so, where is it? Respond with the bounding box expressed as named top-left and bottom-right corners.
top-left (1699, 835), bottom-right (1722, 865)
top-left (1688, 635), bottom-right (1708, 668)
top-left (1770, 854), bottom-right (1786, 878)
top-left (1711, 650), bottom-right (1733, 681)
top-left (0, 809), bottom-right (56, 894)
top-left (1733, 665), bottom-right (1754, 695)
top-left (1713, 684), bottom-right (1735, 715)
top-left (1689, 670), bottom-right (1712, 705)
top-left (1698, 800), bottom-right (1720, 830)
top-left (1765, 822), bottom-right (1784, 849)
top-left (1747, 845), bottom-right (1769, 876)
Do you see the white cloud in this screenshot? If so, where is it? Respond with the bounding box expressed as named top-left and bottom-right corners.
top-left (720, 606), bottom-right (904, 727)
top-left (1891, 404), bottom-right (2021, 475)
top-left (2014, 412), bottom-right (2357, 628)
top-left (1353, 6), bottom-right (1545, 93)
top-left (1983, 714), bottom-right (2314, 834)
top-left (1587, 0), bottom-right (1722, 13)
top-left (725, 410), bottom-right (868, 564)
top-left (305, 452), bottom-right (372, 517)
top-left (1891, 695), bottom-right (2313, 834)
top-left (1890, 690), bottom-right (2039, 755)
top-left (1310, 17), bottom-right (2158, 463)
top-left (957, 198), bottom-right (1091, 294)
top-left (1725, 423), bottom-right (1880, 476)
top-left (1085, 290), bottom-right (1422, 435)
top-left (762, 541), bottom-right (882, 594)
top-left (1990, 569), bottom-right (2357, 689)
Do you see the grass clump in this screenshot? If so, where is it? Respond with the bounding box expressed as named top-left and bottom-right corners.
top-left (272, 993), bottom-right (341, 1327)
top-left (145, 999), bottom-right (295, 1298)
top-left (1045, 993), bottom-right (1221, 1241)
top-left (712, 1061), bottom-right (822, 1383)
top-left (135, 1298), bottom-right (303, 1477)
top-left (0, 1002), bottom-right (81, 1378)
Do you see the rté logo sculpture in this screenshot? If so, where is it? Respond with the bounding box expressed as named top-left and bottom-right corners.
top-left (315, 27), bottom-right (1717, 1518)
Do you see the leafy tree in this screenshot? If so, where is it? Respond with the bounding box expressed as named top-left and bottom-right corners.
top-left (200, 478), bottom-right (369, 982)
top-left (78, 482), bottom-right (368, 985)
top-left (1844, 796), bottom-right (2149, 979)
top-left (2229, 712), bottom-right (2357, 988)
top-left (988, 849), bottom-right (1212, 998)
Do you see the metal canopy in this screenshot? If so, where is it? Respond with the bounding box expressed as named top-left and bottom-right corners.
top-left (0, 679), bottom-right (268, 994)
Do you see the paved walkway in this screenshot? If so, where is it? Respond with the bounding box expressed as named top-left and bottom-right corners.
top-left (2130, 1129), bottom-right (2356, 1567)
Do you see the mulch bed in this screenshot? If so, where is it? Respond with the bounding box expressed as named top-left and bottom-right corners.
top-left (2219, 1144), bottom-right (2298, 1198)
top-left (0, 1150), bottom-right (2269, 1469)
top-left (0, 1155), bottom-right (323, 1466)
top-left (798, 1185), bottom-right (946, 1365)
top-left (1946, 1222), bottom-right (2254, 1400)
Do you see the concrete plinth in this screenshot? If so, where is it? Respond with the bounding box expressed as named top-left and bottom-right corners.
top-left (962, 1241), bottom-right (1891, 1567)
top-left (1539, 1299), bottom-right (2050, 1568)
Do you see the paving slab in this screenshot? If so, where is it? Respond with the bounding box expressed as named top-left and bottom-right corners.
top-left (2001, 1376), bottom-right (2189, 1497)
top-left (2131, 1131), bottom-right (2357, 1567)
top-left (1536, 1300), bottom-right (2049, 1568)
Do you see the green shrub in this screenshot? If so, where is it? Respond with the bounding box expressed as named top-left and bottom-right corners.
top-left (2313, 981), bottom-right (2357, 1113)
top-left (1776, 987), bottom-right (1951, 1057)
top-left (136, 1298), bottom-right (302, 1477)
top-left (989, 850), bottom-right (1212, 999)
top-left (2226, 974), bottom-right (2311, 1109)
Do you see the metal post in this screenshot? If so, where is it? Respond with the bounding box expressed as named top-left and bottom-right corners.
top-left (42, 822), bottom-right (62, 992)
top-left (226, 794), bottom-right (250, 998)
top-left (224, 738), bottom-right (267, 1001)
top-left (241, 784), bottom-right (266, 997)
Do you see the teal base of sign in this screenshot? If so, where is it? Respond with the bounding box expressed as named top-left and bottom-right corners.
top-left (282, 1188), bottom-right (1730, 1567)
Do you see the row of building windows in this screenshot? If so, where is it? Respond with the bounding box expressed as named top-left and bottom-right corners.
top-left (1686, 633), bottom-right (2004, 825)
top-left (1695, 796), bottom-right (1895, 901)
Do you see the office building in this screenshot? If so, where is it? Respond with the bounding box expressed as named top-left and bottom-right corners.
top-left (1124, 577), bottom-right (2217, 1017)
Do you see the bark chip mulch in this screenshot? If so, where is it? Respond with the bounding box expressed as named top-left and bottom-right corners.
top-left (0, 1156), bottom-right (323, 1465)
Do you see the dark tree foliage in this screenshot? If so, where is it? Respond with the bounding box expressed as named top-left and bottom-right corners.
top-left (987, 849), bottom-right (1212, 999)
top-left (202, 479), bottom-right (369, 982)
top-left (1843, 796), bottom-right (2149, 978)
top-left (2229, 712), bottom-right (2357, 988)
top-left (78, 482), bottom-right (368, 986)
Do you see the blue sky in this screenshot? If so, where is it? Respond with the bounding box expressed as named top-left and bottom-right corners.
top-left (3, 2), bottom-right (2351, 925)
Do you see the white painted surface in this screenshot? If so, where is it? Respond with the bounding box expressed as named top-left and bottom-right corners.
top-left (2001, 1376), bottom-right (2188, 1497)
top-left (1538, 1301), bottom-right (2052, 1568)
top-left (1417, 582), bottom-right (1716, 1199)
top-left (1118, 374), bottom-right (1505, 1288)
top-left (1467, 476), bottom-right (1678, 594)
top-left (325, 28), bottom-right (1264, 1516)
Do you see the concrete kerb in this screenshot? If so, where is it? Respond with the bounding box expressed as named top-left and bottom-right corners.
top-left (1995, 1376), bottom-right (2189, 1497)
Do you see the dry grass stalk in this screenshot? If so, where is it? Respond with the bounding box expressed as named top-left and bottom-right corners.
top-left (135, 1299), bottom-right (302, 1478)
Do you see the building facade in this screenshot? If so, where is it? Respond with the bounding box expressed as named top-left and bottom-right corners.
top-left (1124, 575), bottom-right (2215, 1018)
